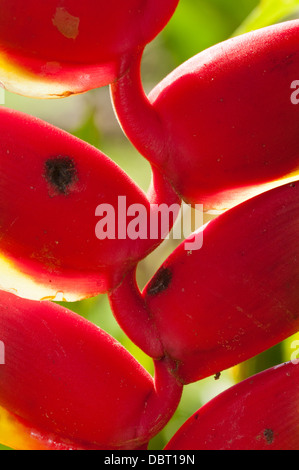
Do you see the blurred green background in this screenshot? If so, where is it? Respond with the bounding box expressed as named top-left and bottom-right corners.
top-left (1, 0), bottom-right (299, 451)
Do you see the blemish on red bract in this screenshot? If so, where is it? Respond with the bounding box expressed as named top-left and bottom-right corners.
top-left (52, 7), bottom-right (80, 40)
top-left (44, 156), bottom-right (78, 196)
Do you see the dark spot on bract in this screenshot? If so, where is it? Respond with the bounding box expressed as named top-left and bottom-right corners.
top-left (264, 429), bottom-right (274, 445)
top-left (146, 266), bottom-right (172, 296)
top-left (45, 156), bottom-right (77, 195)
top-left (214, 372), bottom-right (221, 381)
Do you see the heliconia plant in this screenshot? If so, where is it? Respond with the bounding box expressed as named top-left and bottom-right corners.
top-left (0, 107), bottom-right (179, 302)
top-left (111, 19), bottom-right (299, 210)
top-left (0, 0), bottom-right (299, 451)
top-left (109, 180), bottom-right (299, 382)
top-left (0, 0), bottom-right (179, 97)
top-left (0, 290), bottom-right (182, 450)
top-left (165, 361), bottom-right (299, 450)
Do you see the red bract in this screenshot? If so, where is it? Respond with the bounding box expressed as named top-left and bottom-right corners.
top-left (0, 108), bottom-right (179, 302)
top-left (111, 20), bottom-right (299, 210)
top-left (0, 290), bottom-right (182, 450)
top-left (165, 361), bottom-right (299, 450)
top-left (0, 0), bottom-right (179, 97)
top-left (110, 181), bottom-right (299, 383)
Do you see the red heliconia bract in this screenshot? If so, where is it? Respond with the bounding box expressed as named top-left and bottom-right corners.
top-left (109, 181), bottom-right (299, 383)
top-left (0, 107), bottom-right (179, 302)
top-left (0, 290), bottom-right (182, 450)
top-left (0, 0), bottom-right (179, 97)
top-left (165, 361), bottom-right (299, 450)
top-left (111, 20), bottom-right (299, 210)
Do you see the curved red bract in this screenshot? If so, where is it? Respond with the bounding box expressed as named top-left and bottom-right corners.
top-left (0, 290), bottom-right (154, 449)
top-left (112, 20), bottom-right (299, 210)
top-left (0, 0), bottom-right (179, 97)
top-left (0, 108), bottom-right (171, 301)
top-left (165, 362), bottom-right (299, 450)
top-left (143, 181), bottom-right (299, 384)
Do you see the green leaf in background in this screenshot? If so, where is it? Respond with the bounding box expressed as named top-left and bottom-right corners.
top-left (161, 0), bottom-right (258, 64)
top-left (0, 444), bottom-right (11, 450)
top-left (72, 107), bottom-right (102, 150)
top-left (233, 0), bottom-right (299, 35)
top-left (283, 331), bottom-right (299, 364)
